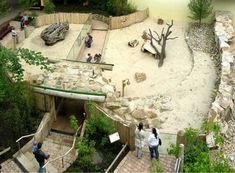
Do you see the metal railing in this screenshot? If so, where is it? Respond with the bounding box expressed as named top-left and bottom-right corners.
top-left (16, 125), bottom-right (44, 151)
top-left (0, 147), bottom-right (11, 156)
top-left (105, 142), bottom-right (129, 173)
top-left (42, 125), bottom-right (81, 169)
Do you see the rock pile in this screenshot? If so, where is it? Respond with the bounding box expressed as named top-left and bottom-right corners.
top-left (100, 94), bottom-right (173, 128)
top-left (29, 61), bottom-right (115, 94)
top-left (209, 11), bottom-right (235, 168)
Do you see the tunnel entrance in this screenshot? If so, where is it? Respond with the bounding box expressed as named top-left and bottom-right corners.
top-left (51, 97), bottom-right (86, 135)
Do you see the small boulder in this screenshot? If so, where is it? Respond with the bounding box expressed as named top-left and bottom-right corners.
top-left (135, 72), bottom-right (147, 83)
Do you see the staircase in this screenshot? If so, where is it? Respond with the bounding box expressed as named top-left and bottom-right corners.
top-left (14, 131), bottom-right (77, 173)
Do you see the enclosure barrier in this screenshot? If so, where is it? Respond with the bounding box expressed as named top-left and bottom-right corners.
top-left (66, 14), bottom-right (92, 61)
top-left (109, 8), bottom-right (149, 29)
top-left (208, 11), bottom-right (234, 124)
top-left (35, 13), bottom-right (91, 27)
top-left (105, 143), bottom-right (129, 173)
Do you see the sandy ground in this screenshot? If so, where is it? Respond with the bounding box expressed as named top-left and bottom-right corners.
top-left (19, 24), bottom-right (83, 61)
top-left (103, 18), bottom-right (216, 133)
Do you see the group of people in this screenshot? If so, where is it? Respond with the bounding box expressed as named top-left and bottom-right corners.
top-left (86, 53), bottom-right (101, 63)
top-left (135, 122), bottom-right (161, 160)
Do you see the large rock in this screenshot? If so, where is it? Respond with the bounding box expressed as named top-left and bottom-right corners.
top-left (132, 109), bottom-right (147, 120)
top-left (41, 22), bottom-right (69, 45)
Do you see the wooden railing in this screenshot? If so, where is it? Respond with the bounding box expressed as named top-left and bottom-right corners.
top-left (42, 125), bottom-right (81, 169)
top-left (15, 125), bottom-right (44, 151)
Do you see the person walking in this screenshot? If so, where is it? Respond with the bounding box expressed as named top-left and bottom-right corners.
top-left (135, 122), bottom-right (145, 159)
top-left (34, 142), bottom-right (50, 173)
top-left (148, 128), bottom-right (160, 160)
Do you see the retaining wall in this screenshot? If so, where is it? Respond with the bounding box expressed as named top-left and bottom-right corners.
top-left (208, 11), bottom-right (234, 123)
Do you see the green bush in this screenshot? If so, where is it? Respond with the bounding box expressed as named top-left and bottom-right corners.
top-left (44, 0), bottom-right (55, 14)
top-left (107, 0), bottom-right (136, 16)
top-left (0, 0), bottom-right (10, 15)
top-left (167, 126), bottom-right (235, 172)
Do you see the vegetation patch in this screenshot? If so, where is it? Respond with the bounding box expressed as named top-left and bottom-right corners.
top-left (66, 102), bottom-right (122, 172)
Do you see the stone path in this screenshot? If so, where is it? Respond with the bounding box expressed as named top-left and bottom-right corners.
top-left (0, 159), bottom-right (22, 173)
top-left (114, 151), bottom-right (176, 173)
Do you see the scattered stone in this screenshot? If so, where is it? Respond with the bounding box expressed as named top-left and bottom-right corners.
top-left (106, 102), bottom-right (121, 109)
top-left (135, 72), bottom-right (147, 83)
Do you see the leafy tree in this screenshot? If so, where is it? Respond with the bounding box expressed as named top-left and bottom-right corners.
top-left (188, 0), bottom-right (213, 27)
top-left (0, 44), bottom-right (51, 152)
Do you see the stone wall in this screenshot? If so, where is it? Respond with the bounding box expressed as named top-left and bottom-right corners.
top-left (208, 11), bottom-right (234, 124)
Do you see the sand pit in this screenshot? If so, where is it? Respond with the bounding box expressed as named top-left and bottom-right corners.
top-left (103, 19), bottom-right (216, 133)
top-left (19, 24), bottom-right (83, 61)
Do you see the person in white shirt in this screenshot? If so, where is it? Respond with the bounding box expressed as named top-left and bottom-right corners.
top-left (11, 27), bottom-right (19, 43)
top-left (148, 128), bottom-right (160, 160)
top-left (135, 122), bottom-right (145, 159)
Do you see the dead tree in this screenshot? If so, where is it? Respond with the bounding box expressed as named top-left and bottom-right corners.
top-left (148, 20), bottom-right (177, 67)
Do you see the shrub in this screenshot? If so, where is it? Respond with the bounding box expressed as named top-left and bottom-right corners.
top-left (107, 0), bottom-right (136, 16)
top-left (0, 0), bottom-right (10, 15)
top-left (44, 0), bottom-right (55, 14)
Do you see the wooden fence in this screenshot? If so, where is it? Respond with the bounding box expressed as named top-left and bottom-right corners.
top-left (35, 13), bottom-right (91, 27)
top-left (109, 8), bottom-right (149, 29)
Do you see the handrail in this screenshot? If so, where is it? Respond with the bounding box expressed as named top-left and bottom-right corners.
top-left (0, 147), bottom-right (11, 156)
top-left (42, 125), bottom-right (81, 169)
top-left (105, 142), bottom-right (128, 173)
top-left (16, 125), bottom-right (44, 143)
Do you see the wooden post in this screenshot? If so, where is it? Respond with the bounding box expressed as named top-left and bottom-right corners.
top-left (178, 144), bottom-right (184, 173)
top-left (129, 123), bottom-right (136, 150)
top-left (12, 37), bottom-right (16, 51)
top-left (177, 130), bottom-right (185, 147)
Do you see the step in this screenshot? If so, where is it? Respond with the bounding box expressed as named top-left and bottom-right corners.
top-left (17, 152), bottom-right (58, 173)
top-left (17, 153), bottom-right (38, 172)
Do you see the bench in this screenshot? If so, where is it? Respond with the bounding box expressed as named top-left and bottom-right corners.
top-left (0, 22), bottom-right (13, 40)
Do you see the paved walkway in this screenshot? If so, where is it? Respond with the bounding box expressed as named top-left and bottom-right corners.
top-left (80, 20), bottom-right (108, 62)
top-left (114, 151), bottom-right (176, 173)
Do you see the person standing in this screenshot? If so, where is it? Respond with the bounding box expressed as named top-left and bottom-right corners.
top-left (34, 142), bottom-right (50, 173)
top-left (135, 122), bottom-right (145, 159)
top-left (11, 27), bottom-right (19, 44)
top-left (148, 128), bottom-right (160, 160)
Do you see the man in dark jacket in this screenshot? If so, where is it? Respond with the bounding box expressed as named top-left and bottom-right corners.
top-left (34, 143), bottom-right (50, 173)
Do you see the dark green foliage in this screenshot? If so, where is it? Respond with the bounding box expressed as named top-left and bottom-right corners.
top-left (66, 102), bottom-right (122, 172)
top-left (107, 0), bottom-right (136, 16)
top-left (54, 0), bottom-right (136, 16)
top-left (168, 126), bottom-right (235, 172)
top-left (44, 0), bottom-right (55, 14)
top-left (0, 0), bottom-right (10, 15)
top-left (19, 0), bottom-right (37, 7)
top-left (188, 0), bottom-right (213, 26)
top-left (0, 44), bottom-right (50, 154)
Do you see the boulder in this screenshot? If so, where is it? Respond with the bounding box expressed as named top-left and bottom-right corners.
top-left (132, 109), bottom-right (147, 120)
top-left (135, 72), bottom-right (147, 83)
top-left (41, 22), bottom-right (69, 45)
